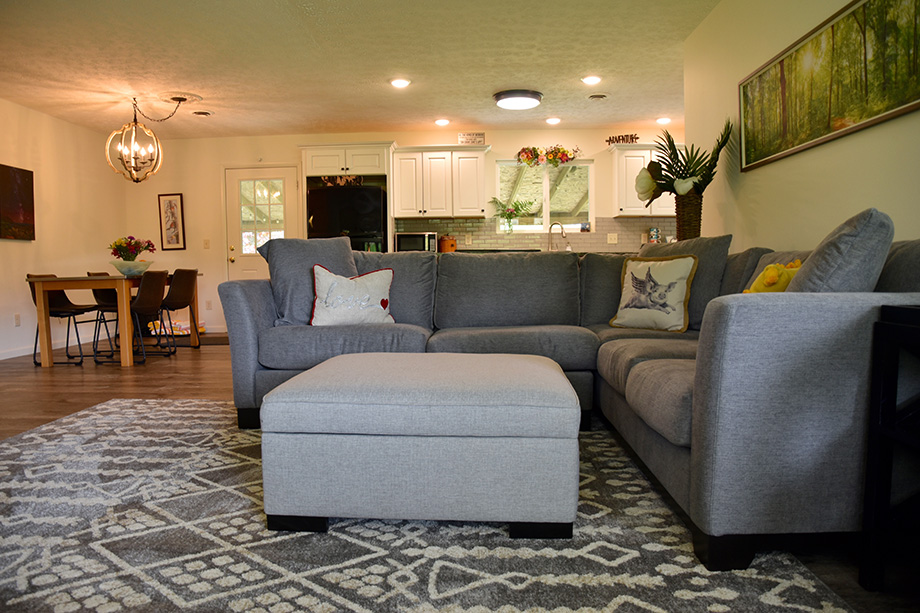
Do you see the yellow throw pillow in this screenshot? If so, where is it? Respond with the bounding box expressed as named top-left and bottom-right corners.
top-left (743, 260), bottom-right (802, 293)
top-left (610, 255), bottom-right (698, 332)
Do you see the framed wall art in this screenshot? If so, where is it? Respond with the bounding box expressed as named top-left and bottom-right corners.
top-left (0, 163), bottom-right (35, 241)
top-left (157, 193), bottom-right (186, 251)
top-left (739, 0), bottom-right (920, 171)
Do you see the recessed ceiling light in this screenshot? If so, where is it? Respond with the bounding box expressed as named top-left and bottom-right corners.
top-left (657, 117), bottom-right (672, 125)
top-left (587, 93), bottom-right (608, 101)
top-left (493, 89), bottom-right (542, 110)
top-left (435, 119), bottom-right (450, 126)
top-left (390, 78), bottom-right (411, 88)
top-left (581, 76), bottom-right (601, 85)
top-left (546, 117), bottom-right (561, 125)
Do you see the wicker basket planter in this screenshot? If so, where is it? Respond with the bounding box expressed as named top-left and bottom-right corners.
top-left (674, 193), bottom-right (703, 241)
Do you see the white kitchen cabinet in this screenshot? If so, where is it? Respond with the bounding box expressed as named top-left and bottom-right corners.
top-left (302, 142), bottom-right (392, 176)
top-left (610, 143), bottom-right (678, 217)
top-left (393, 146), bottom-right (489, 218)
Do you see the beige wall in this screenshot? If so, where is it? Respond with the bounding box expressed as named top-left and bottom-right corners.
top-left (0, 99), bottom-right (125, 359)
top-left (685, 0), bottom-right (920, 250)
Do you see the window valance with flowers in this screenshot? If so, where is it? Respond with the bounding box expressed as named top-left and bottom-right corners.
top-left (516, 145), bottom-right (580, 168)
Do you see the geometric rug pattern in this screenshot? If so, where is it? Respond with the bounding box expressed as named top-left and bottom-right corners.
top-left (0, 399), bottom-right (854, 612)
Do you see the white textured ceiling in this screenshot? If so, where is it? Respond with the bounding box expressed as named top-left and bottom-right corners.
top-left (0, 0), bottom-right (719, 139)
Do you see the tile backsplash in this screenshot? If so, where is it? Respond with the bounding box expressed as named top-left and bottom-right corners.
top-left (395, 216), bottom-right (677, 253)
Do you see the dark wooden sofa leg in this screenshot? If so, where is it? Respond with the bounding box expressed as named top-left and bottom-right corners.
top-left (509, 522), bottom-right (573, 539)
top-left (267, 515), bottom-right (328, 533)
top-left (237, 407), bottom-right (260, 429)
top-left (692, 529), bottom-right (757, 571)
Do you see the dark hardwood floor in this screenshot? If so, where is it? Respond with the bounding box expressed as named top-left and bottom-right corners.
top-left (0, 341), bottom-right (917, 612)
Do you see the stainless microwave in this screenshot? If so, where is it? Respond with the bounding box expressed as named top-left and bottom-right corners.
top-left (394, 232), bottom-right (437, 252)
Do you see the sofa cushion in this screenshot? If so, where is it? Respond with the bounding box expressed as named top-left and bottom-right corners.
top-left (426, 325), bottom-right (599, 371)
top-left (720, 247), bottom-right (773, 295)
top-left (786, 208), bottom-right (894, 293)
top-left (596, 338), bottom-right (699, 394)
top-left (639, 234), bottom-right (733, 330)
top-left (311, 265), bottom-right (394, 325)
top-left (579, 253), bottom-right (631, 326)
top-left (353, 251), bottom-right (438, 329)
top-left (610, 256), bottom-right (697, 332)
top-left (258, 323), bottom-right (430, 370)
top-left (258, 237), bottom-right (357, 326)
top-left (625, 359), bottom-right (697, 448)
top-left (590, 324), bottom-right (701, 344)
top-left (875, 240), bottom-right (920, 292)
top-left (434, 252), bottom-right (580, 328)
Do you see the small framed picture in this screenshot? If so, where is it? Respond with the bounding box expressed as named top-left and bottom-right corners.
top-left (157, 193), bottom-right (186, 251)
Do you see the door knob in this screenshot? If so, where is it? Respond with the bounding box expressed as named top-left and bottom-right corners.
top-left (229, 245), bottom-right (236, 251)
top-left (229, 257), bottom-right (236, 263)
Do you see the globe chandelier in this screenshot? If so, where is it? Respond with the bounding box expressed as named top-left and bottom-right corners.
top-left (105, 95), bottom-right (190, 183)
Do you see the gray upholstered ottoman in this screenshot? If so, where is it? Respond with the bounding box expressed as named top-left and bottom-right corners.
top-left (260, 352), bottom-right (581, 538)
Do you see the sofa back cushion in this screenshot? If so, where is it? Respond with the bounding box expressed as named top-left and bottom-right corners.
top-left (579, 253), bottom-right (631, 326)
top-left (353, 251), bottom-right (438, 329)
top-left (257, 237), bottom-right (357, 326)
top-left (434, 252), bottom-right (580, 328)
top-left (875, 239), bottom-right (920, 292)
top-left (720, 247), bottom-right (774, 295)
top-left (638, 234), bottom-right (733, 330)
top-left (787, 207), bottom-right (894, 292)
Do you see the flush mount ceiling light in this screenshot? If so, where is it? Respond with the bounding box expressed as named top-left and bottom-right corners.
top-left (581, 76), bottom-right (602, 85)
top-left (105, 95), bottom-right (194, 183)
top-left (493, 89), bottom-right (542, 110)
top-left (390, 78), bottom-right (411, 88)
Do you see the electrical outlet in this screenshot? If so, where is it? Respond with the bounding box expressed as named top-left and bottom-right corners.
top-left (465, 233), bottom-right (472, 245)
top-left (203, 239), bottom-right (210, 249)
top-left (606, 233), bottom-right (618, 244)
top-left (14, 313), bottom-right (21, 327)
top-left (205, 300), bottom-right (213, 311)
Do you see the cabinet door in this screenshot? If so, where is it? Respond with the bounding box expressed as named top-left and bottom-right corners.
top-left (422, 152), bottom-right (452, 216)
top-left (304, 148), bottom-right (347, 175)
top-left (451, 151), bottom-right (486, 217)
top-left (346, 148), bottom-right (388, 175)
top-left (616, 149), bottom-right (653, 216)
top-left (393, 152), bottom-right (424, 218)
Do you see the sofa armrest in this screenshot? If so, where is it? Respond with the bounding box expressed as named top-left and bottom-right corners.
top-left (690, 291), bottom-right (920, 537)
top-left (218, 280), bottom-right (277, 408)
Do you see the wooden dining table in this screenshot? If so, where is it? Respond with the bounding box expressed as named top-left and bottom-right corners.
top-left (27, 273), bottom-right (200, 368)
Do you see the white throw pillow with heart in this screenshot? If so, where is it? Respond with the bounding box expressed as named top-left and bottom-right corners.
top-left (311, 264), bottom-right (395, 325)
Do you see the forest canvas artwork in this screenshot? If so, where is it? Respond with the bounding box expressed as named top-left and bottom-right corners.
top-left (740, 0), bottom-right (920, 170)
top-left (0, 164), bottom-right (35, 241)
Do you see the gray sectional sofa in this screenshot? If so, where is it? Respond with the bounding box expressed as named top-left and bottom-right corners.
top-left (218, 207), bottom-right (920, 570)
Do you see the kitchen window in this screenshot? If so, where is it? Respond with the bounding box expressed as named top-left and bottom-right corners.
top-left (495, 159), bottom-right (593, 233)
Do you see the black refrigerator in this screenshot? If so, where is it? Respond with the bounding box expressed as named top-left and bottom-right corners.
top-left (306, 185), bottom-right (386, 252)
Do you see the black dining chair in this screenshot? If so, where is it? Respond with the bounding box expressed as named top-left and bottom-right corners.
top-left (87, 271), bottom-right (119, 358)
top-left (93, 270), bottom-right (168, 364)
top-left (154, 268), bottom-right (198, 355)
top-left (28, 274), bottom-right (97, 366)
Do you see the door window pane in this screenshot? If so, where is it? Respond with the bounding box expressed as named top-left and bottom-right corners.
top-left (239, 178), bottom-right (286, 253)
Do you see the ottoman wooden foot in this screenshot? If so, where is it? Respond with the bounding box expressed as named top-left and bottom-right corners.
top-left (266, 514), bottom-right (328, 533)
top-left (509, 521), bottom-right (573, 539)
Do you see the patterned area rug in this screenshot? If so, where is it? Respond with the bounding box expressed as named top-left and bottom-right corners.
top-left (0, 399), bottom-right (854, 612)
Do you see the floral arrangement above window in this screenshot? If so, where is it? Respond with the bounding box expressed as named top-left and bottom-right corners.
top-left (109, 236), bottom-right (156, 261)
top-left (516, 145), bottom-right (580, 168)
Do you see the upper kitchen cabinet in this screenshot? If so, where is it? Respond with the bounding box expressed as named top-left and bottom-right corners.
top-left (302, 142), bottom-right (393, 176)
top-left (609, 143), bottom-right (677, 217)
top-left (393, 146), bottom-right (490, 218)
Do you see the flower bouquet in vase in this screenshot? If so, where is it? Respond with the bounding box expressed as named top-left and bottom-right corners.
top-left (635, 119), bottom-right (732, 241)
top-left (490, 197), bottom-right (533, 233)
top-left (109, 236), bottom-right (156, 276)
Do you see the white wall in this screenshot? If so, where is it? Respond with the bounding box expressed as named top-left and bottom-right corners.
top-left (685, 0), bottom-right (920, 250)
top-left (0, 99), bottom-right (125, 360)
